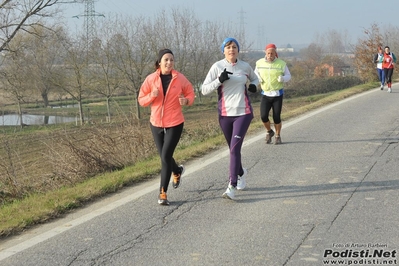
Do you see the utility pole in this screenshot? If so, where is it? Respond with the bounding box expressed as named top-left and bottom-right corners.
top-left (238, 7), bottom-right (246, 41)
top-left (73, 0), bottom-right (104, 50)
top-left (71, 0), bottom-right (104, 125)
top-left (257, 26), bottom-right (266, 50)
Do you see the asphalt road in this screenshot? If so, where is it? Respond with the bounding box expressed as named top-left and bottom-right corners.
top-left (1, 85), bottom-right (398, 266)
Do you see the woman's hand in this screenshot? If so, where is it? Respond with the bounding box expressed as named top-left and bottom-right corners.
top-left (151, 87), bottom-right (159, 97)
top-left (179, 94), bottom-right (188, 105)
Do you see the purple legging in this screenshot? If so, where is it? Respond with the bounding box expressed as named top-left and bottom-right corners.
top-left (218, 113), bottom-right (253, 187)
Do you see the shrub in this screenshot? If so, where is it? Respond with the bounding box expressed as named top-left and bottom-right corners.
top-left (285, 76), bottom-right (363, 98)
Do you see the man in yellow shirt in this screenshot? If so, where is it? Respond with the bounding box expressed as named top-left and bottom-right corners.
top-left (255, 44), bottom-right (291, 144)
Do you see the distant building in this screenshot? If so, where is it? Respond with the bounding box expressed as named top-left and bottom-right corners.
top-left (314, 63), bottom-right (352, 77)
top-left (277, 47), bottom-right (294, 53)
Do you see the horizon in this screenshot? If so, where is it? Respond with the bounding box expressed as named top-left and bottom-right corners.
top-left (59, 0), bottom-right (399, 50)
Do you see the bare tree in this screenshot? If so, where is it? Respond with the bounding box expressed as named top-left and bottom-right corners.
top-left (299, 43), bottom-right (324, 78)
top-left (289, 58), bottom-right (307, 81)
top-left (186, 20), bottom-right (225, 102)
top-left (151, 8), bottom-right (241, 102)
top-left (0, 0), bottom-right (76, 53)
top-left (313, 29), bottom-right (350, 54)
top-left (324, 29), bottom-right (347, 54)
top-left (168, 8), bottom-right (201, 73)
top-left (381, 24), bottom-right (399, 53)
top-left (18, 25), bottom-right (66, 107)
top-left (353, 23), bottom-right (383, 82)
top-left (54, 35), bottom-right (92, 125)
top-left (110, 15), bottom-right (154, 119)
top-left (89, 30), bottom-right (124, 122)
top-left (0, 39), bottom-right (32, 127)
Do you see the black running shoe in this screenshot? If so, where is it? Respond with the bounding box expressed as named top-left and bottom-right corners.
top-left (172, 165), bottom-right (184, 189)
top-left (265, 130), bottom-right (275, 144)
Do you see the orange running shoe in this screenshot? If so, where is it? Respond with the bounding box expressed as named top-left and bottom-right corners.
top-left (172, 165), bottom-right (185, 189)
top-left (158, 188), bottom-right (169, 205)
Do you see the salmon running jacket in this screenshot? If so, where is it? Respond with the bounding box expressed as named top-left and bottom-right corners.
top-left (138, 68), bottom-right (195, 128)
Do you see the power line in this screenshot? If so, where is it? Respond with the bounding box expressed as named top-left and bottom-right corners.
top-left (238, 7), bottom-right (246, 38)
top-left (257, 26), bottom-right (266, 50)
top-left (72, 0), bottom-right (104, 47)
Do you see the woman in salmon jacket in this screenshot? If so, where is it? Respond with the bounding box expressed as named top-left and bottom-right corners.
top-left (138, 49), bottom-right (195, 205)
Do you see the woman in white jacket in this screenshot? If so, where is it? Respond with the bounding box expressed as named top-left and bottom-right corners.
top-left (201, 37), bottom-right (259, 200)
top-left (374, 46), bottom-right (385, 90)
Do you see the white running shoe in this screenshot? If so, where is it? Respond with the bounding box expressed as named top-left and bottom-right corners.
top-left (237, 168), bottom-right (247, 190)
top-left (388, 88), bottom-right (392, 93)
top-left (222, 184), bottom-right (236, 200)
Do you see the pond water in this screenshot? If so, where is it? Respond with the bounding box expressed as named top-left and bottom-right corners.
top-left (0, 114), bottom-right (77, 126)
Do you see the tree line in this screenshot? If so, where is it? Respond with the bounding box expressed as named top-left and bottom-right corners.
top-left (0, 1), bottom-right (398, 126)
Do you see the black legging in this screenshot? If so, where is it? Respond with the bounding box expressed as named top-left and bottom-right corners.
top-left (260, 95), bottom-right (284, 124)
top-left (384, 68), bottom-right (394, 84)
top-left (150, 123), bottom-right (184, 192)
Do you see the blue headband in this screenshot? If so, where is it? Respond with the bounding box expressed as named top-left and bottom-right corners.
top-left (221, 37), bottom-right (240, 53)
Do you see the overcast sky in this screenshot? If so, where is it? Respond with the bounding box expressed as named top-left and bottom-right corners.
top-left (62, 0), bottom-right (398, 50)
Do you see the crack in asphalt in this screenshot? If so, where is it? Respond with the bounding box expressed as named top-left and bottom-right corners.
top-left (283, 224), bottom-right (317, 266)
top-left (327, 160), bottom-right (377, 231)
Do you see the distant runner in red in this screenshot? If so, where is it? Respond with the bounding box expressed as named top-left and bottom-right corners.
top-left (382, 46), bottom-right (396, 93)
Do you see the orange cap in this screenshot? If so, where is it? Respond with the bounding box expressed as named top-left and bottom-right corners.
top-left (265, 43), bottom-right (277, 50)
top-left (265, 43), bottom-right (278, 58)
